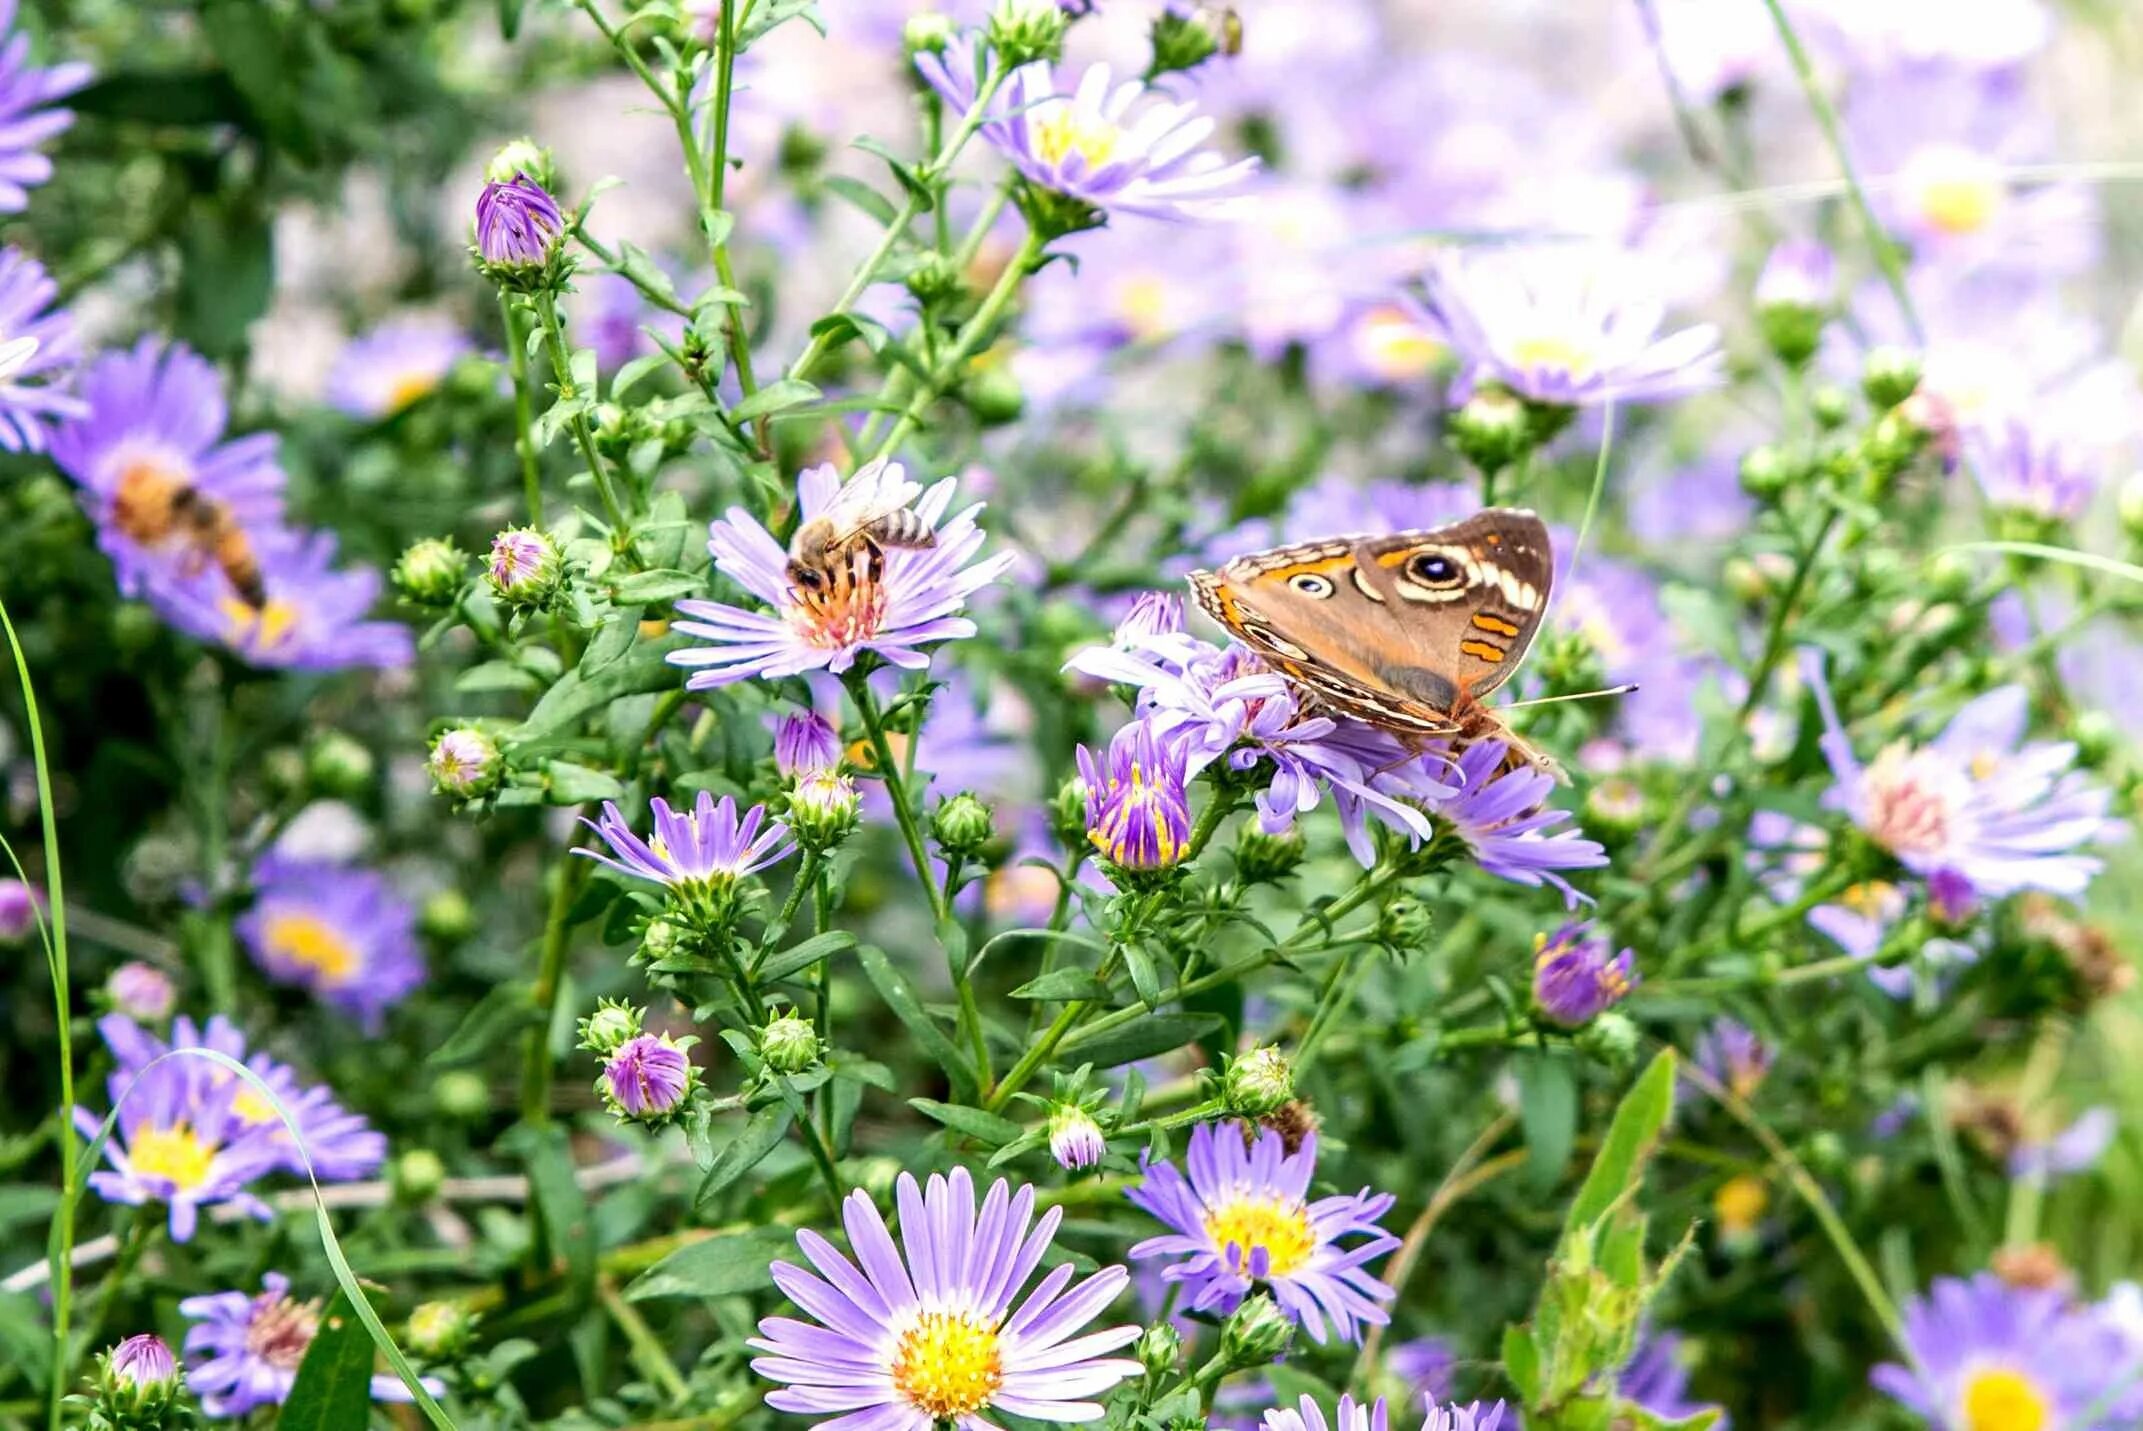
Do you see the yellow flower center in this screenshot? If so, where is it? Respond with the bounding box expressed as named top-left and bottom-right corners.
top-left (1508, 334), bottom-right (1597, 383)
top-left (1032, 106), bottom-right (1122, 171)
top-left (1959, 1366), bottom-right (2050, 1431)
top-left (1205, 1195), bottom-right (1317, 1279)
top-left (1115, 274), bottom-right (1171, 340)
top-left (384, 370), bottom-right (441, 412)
top-left (1839, 880), bottom-right (1900, 918)
top-left (232, 1086), bottom-right (276, 1126)
top-left (1910, 150), bottom-right (2004, 237)
top-left (130, 1122), bottom-right (218, 1191)
top-left (262, 912), bottom-right (360, 985)
top-left (1357, 306), bottom-right (1445, 380)
top-left (890, 1310), bottom-right (1004, 1419)
top-left (1713, 1173), bottom-right (1768, 1236)
top-left (222, 597), bottom-right (300, 650)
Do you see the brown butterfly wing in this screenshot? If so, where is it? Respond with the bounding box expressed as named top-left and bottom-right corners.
top-left (1187, 509), bottom-right (1554, 733)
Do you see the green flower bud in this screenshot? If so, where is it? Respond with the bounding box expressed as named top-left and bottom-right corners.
top-left (432, 1069), bottom-right (490, 1121)
top-left (406, 1300), bottom-right (477, 1361)
top-left (1577, 1010), bottom-right (1640, 1071)
top-left (393, 537), bottom-right (468, 607)
top-left (1738, 444), bottom-right (1793, 502)
top-left (1219, 1293), bottom-right (1295, 1368)
top-left (932, 791), bottom-right (996, 859)
top-left (903, 10), bottom-right (957, 56)
top-left (640, 916), bottom-right (687, 966)
top-left (110, 602), bottom-right (164, 656)
top-left (904, 252), bottom-right (965, 306)
top-left (2072, 710), bottom-right (2117, 766)
top-left (1809, 383), bottom-right (1853, 430)
top-left (1447, 385), bottom-right (1537, 478)
top-left (1223, 1045), bottom-right (1294, 1117)
top-left (393, 1148), bottom-right (447, 1205)
top-left (761, 1010), bottom-right (821, 1074)
top-left (1861, 345), bottom-right (1922, 410)
top-left (485, 137), bottom-right (555, 190)
top-left (1378, 895), bottom-right (1434, 953)
top-left (89, 1333), bottom-right (188, 1430)
top-left (962, 363), bottom-right (1025, 427)
top-left (1863, 408), bottom-right (1929, 489)
top-left (1050, 774), bottom-right (1091, 847)
top-left (305, 730), bottom-right (375, 800)
top-left (1583, 776), bottom-right (1647, 836)
top-left (1234, 824), bottom-right (1305, 884)
top-left (1136, 1321), bottom-right (1183, 1378)
top-left (1148, 6), bottom-right (1227, 77)
top-left (428, 727), bottom-right (502, 799)
top-left (1921, 549), bottom-right (1976, 602)
top-left (789, 769), bottom-right (862, 851)
top-left (487, 527), bottom-right (565, 609)
top-left (420, 888), bottom-right (476, 944)
top-left (578, 998), bottom-right (644, 1055)
top-left (987, 0), bottom-right (1067, 65)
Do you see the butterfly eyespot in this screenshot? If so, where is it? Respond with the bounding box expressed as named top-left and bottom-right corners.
top-left (1287, 572), bottom-right (1336, 598)
top-left (1407, 552), bottom-right (1464, 588)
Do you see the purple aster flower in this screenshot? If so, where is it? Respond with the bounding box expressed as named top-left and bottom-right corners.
top-left (918, 53), bottom-right (1258, 223)
top-left (1127, 1119), bottom-right (1398, 1345)
top-left (1805, 652), bottom-right (2119, 898)
top-left (1968, 419), bottom-right (2097, 522)
top-left (0, 247), bottom-right (81, 450)
top-left (235, 855), bottom-right (425, 1033)
top-left (670, 459), bottom-right (1015, 688)
top-left (1693, 1018), bottom-right (1772, 1101)
top-left (1754, 239), bottom-right (1837, 312)
top-left (1548, 548), bottom-right (1707, 764)
top-left (1871, 1274), bottom-right (2142, 1431)
top-left (600, 1033), bottom-right (696, 1120)
top-left (1419, 243), bottom-right (1724, 409)
top-left (0, 0), bottom-right (90, 212)
top-left (108, 1332), bottom-right (178, 1390)
top-left (475, 172), bottom-right (566, 268)
top-left (1050, 1103), bottom-right (1107, 1170)
top-left (49, 337), bottom-right (285, 600)
top-left (575, 269), bottom-right (683, 371)
top-left (1264, 1394), bottom-right (1389, 1431)
top-left (2009, 1107), bottom-right (2117, 1181)
top-left (1423, 1403), bottom-right (1506, 1431)
top-left (578, 791), bottom-right (794, 900)
top-left (1077, 720), bottom-right (1193, 874)
top-left (325, 315), bottom-right (472, 420)
top-left (1531, 922), bottom-right (1636, 1027)
top-left (1386, 1337), bottom-right (1457, 1405)
top-left (0, 875), bottom-right (39, 940)
top-left (1429, 741), bottom-right (1608, 908)
top-left (1619, 1331), bottom-right (1727, 1428)
top-left (488, 525), bottom-right (560, 600)
top-left (750, 1167), bottom-right (1141, 1430)
top-left (772, 709), bottom-right (842, 776)
top-left (74, 1021), bottom-right (281, 1242)
top-left (100, 1014), bottom-right (386, 1182)
top-left (1114, 591), bottom-right (1184, 645)
top-left (1065, 632), bottom-right (1447, 867)
top-left (147, 529), bottom-right (415, 671)
top-left (181, 1273), bottom-right (442, 1418)
top-left (103, 961), bottom-right (175, 1023)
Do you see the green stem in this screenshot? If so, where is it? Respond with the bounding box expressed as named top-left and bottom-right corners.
top-left (866, 226), bottom-right (1044, 462)
top-left (520, 857), bottom-right (591, 1127)
top-left (503, 293), bottom-right (545, 523)
top-left (599, 1275), bottom-right (692, 1405)
top-left (1181, 788), bottom-right (1238, 864)
top-left (1757, 0), bottom-right (1921, 341)
top-left (704, 0), bottom-right (771, 457)
top-left (533, 290), bottom-right (631, 534)
top-left (1290, 952), bottom-right (1365, 1079)
top-left (77, 1212), bottom-right (157, 1375)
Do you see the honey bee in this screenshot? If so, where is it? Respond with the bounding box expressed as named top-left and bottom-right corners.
top-left (109, 460), bottom-right (267, 609)
top-left (782, 487), bottom-right (936, 614)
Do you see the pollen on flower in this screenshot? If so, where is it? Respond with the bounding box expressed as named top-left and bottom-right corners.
top-left (1907, 147), bottom-right (2004, 236)
top-left (1860, 744), bottom-right (1958, 857)
top-left (243, 1291), bottom-right (322, 1370)
top-left (383, 371), bottom-right (441, 412)
top-left (111, 454), bottom-right (193, 542)
top-left (222, 598), bottom-right (301, 650)
top-left (1508, 333), bottom-right (1599, 383)
top-left (890, 1310), bottom-right (1004, 1419)
top-left (1355, 305), bottom-right (1445, 380)
top-left (786, 571), bottom-right (888, 650)
top-left (1713, 1173), bottom-right (1768, 1236)
top-left (1205, 1195), bottom-right (1317, 1279)
top-left (260, 912), bottom-right (360, 984)
top-left (1032, 108), bottom-right (1121, 170)
top-left (129, 1122), bottom-right (217, 1191)
top-left (1958, 1365), bottom-right (2049, 1431)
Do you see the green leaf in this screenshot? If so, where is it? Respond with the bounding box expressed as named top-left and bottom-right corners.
top-left (694, 1105), bottom-right (795, 1207)
top-left (857, 945), bottom-right (976, 1097)
top-left (852, 135), bottom-right (934, 206)
top-left (426, 980), bottom-right (541, 1068)
top-left (732, 378), bottom-right (823, 422)
top-left (1072, 1013), bottom-right (1221, 1069)
top-left (1502, 1322), bottom-right (1542, 1404)
top-left (610, 569), bottom-right (704, 606)
top-left (278, 1291), bottom-right (376, 1431)
top-left (1009, 967), bottom-right (1113, 1002)
top-left (628, 1225), bottom-right (796, 1301)
top-left (200, 0), bottom-right (314, 160)
top-left (455, 660), bottom-right (543, 695)
top-left (910, 1099), bottom-right (1024, 1146)
top-left (1565, 1049), bottom-right (1678, 1236)
top-left (739, 0), bottom-right (826, 45)
top-left (1611, 1401), bottom-right (1722, 1431)
top-left (512, 1124), bottom-right (596, 1307)
top-left (1518, 1054), bottom-right (1578, 1196)
top-left (177, 201), bottom-right (274, 357)
top-left (611, 353), bottom-right (672, 402)
top-left (545, 761), bottom-right (626, 805)
top-left (820, 176), bottom-right (898, 225)
top-left (498, 0), bottom-right (527, 38)
top-left (1122, 944), bottom-right (1163, 1008)
top-left (512, 632), bottom-right (691, 745)
top-left (757, 930), bottom-right (857, 984)
top-left (71, 70), bottom-right (248, 126)
top-left (808, 309), bottom-right (894, 355)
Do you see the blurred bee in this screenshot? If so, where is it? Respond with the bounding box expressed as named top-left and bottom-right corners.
top-left (783, 488), bottom-right (936, 614)
top-left (110, 463), bottom-right (267, 609)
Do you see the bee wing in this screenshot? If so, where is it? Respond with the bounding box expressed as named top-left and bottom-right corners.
top-left (814, 464), bottom-right (924, 535)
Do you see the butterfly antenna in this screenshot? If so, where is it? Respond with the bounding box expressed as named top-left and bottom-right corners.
top-left (1499, 683), bottom-right (1639, 713)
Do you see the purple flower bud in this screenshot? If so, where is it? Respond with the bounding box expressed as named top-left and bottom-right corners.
top-left (1531, 923), bottom-right (1637, 1028)
top-left (1927, 867), bottom-right (1978, 927)
top-left (428, 727), bottom-right (502, 798)
top-left (108, 1332), bottom-right (178, 1388)
top-left (602, 1033), bottom-right (696, 1120)
top-left (1048, 1103), bottom-right (1105, 1170)
top-left (1076, 721), bottom-right (1192, 874)
top-left (487, 526), bottom-right (562, 604)
top-left (105, 962), bottom-right (176, 1023)
top-left (475, 173), bottom-right (566, 270)
top-left (773, 710), bottom-right (842, 776)
top-left (0, 878), bottom-right (39, 942)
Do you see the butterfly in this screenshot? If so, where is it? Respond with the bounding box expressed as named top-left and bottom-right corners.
top-left (1187, 507), bottom-right (1565, 778)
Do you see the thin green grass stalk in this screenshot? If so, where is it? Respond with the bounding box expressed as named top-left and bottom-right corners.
top-left (67, 1049), bottom-right (454, 1428)
top-left (1570, 400), bottom-right (1616, 577)
top-left (1946, 540), bottom-right (2143, 586)
top-left (1, 596), bottom-right (77, 1431)
top-left (1757, 0), bottom-right (1922, 342)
